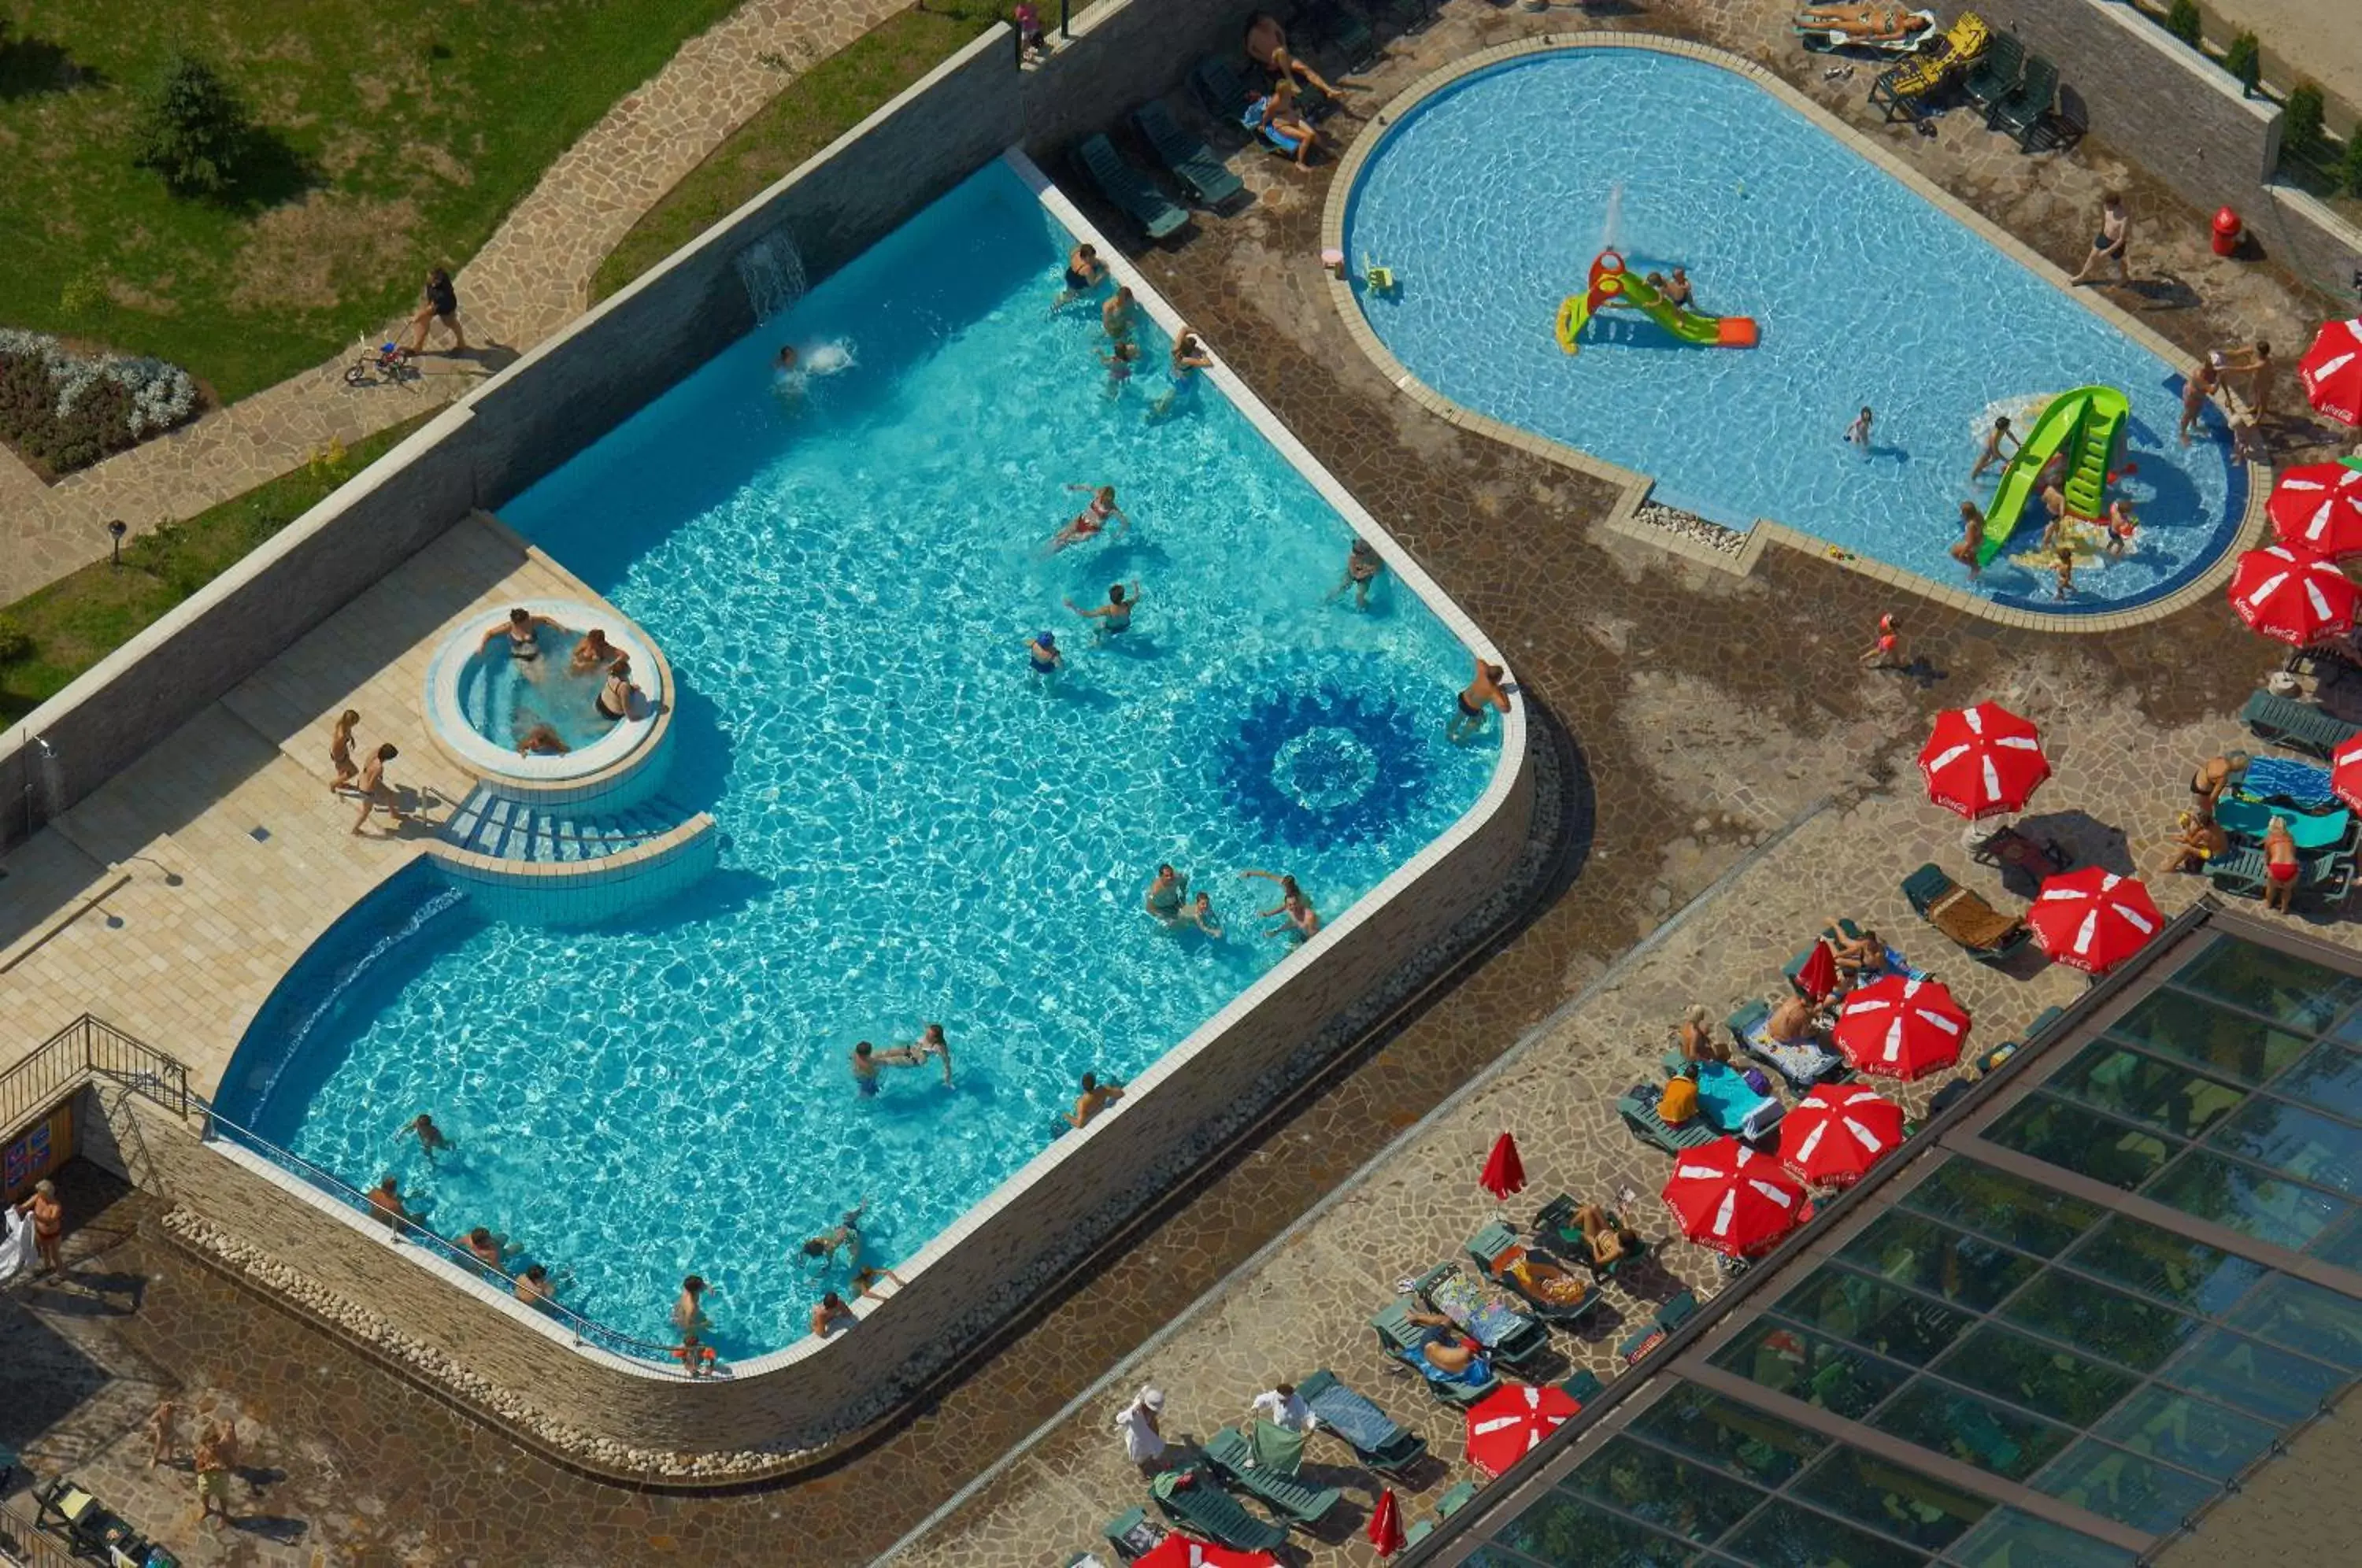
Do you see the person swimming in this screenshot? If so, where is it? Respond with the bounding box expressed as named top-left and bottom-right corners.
top-left (480, 608), bottom-right (563, 677)
top-left (517, 723), bottom-right (569, 756)
top-left (1145, 864), bottom-right (1188, 923)
top-left (1052, 484), bottom-right (1130, 550)
top-left (596, 655), bottom-right (639, 721)
top-left (1066, 581), bottom-right (1139, 637)
top-left (567, 628), bottom-right (617, 675)
top-left (1025, 631), bottom-right (1064, 675)
top-left (1149, 330), bottom-right (1214, 420)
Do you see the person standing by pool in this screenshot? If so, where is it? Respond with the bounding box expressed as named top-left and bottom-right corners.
top-left (1067, 581), bottom-right (1138, 637)
top-left (1968, 416), bottom-right (2017, 482)
top-left (1149, 330), bottom-right (1214, 421)
top-left (1243, 868), bottom-right (1320, 941)
top-left (1858, 613), bottom-right (1904, 670)
top-left (1447, 656), bottom-right (1511, 742)
top-left (2264, 815), bottom-right (2300, 912)
top-left (1024, 631), bottom-right (1064, 676)
top-left (2179, 360), bottom-right (2221, 446)
top-left (1843, 407), bottom-right (1874, 450)
top-left (1053, 483), bottom-right (1130, 550)
top-left (2215, 340), bottom-right (2276, 421)
top-left (1101, 286), bottom-right (1136, 341)
top-left (351, 743), bottom-right (409, 835)
top-left (1330, 537), bottom-right (1385, 608)
top-left (1069, 1073), bottom-right (1125, 1129)
top-left (1949, 501), bottom-right (1984, 580)
top-left (328, 708), bottom-right (361, 795)
top-left (406, 1112), bottom-right (450, 1163)
top-left (1051, 242), bottom-right (1105, 313)
top-left (2070, 192), bottom-right (2131, 286)
top-left (672, 1275), bottom-right (713, 1343)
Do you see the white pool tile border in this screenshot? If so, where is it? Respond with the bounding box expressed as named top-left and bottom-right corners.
top-left (1317, 30), bottom-right (2271, 634)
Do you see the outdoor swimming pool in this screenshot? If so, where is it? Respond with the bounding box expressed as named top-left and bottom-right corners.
top-left (219, 164), bottom-right (1500, 1357)
top-left (1342, 46), bottom-right (2244, 611)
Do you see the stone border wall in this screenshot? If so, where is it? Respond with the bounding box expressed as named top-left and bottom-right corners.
top-left (1320, 30), bottom-right (2273, 636)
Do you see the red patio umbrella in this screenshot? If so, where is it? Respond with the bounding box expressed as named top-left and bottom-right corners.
top-left (2229, 544), bottom-right (2358, 645)
top-left (1919, 702), bottom-right (2050, 820)
top-left (2299, 317), bottom-right (2362, 427)
top-left (1479, 1132), bottom-right (1527, 1201)
top-left (1135, 1537), bottom-right (1279, 1568)
top-left (1795, 938), bottom-right (1838, 1004)
top-left (2027, 867), bottom-right (2164, 975)
top-left (1367, 1488), bottom-right (1407, 1559)
top-left (1831, 974), bottom-right (1971, 1080)
top-left (2334, 734), bottom-right (2362, 813)
top-left (1779, 1082), bottom-right (1907, 1188)
top-left (1661, 1137), bottom-right (1809, 1258)
top-left (2268, 462), bottom-right (2362, 557)
top-left (1465, 1381), bottom-right (1580, 1478)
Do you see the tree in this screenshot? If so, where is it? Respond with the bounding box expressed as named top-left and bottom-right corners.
top-left (2284, 82), bottom-right (2327, 164)
top-left (2343, 125), bottom-right (2362, 197)
top-left (2164, 0), bottom-right (2201, 46)
top-left (131, 52), bottom-right (253, 197)
top-left (2222, 31), bottom-right (2262, 96)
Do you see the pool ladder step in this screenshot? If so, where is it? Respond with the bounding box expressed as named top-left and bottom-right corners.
top-left (439, 787), bottom-right (691, 864)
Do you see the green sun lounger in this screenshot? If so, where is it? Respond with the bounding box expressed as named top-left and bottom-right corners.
top-left (1202, 1424), bottom-right (1342, 1526)
top-left (2207, 846), bottom-right (2353, 906)
top-left (1075, 133), bottom-right (1188, 240)
top-left (1371, 1300), bottom-right (1502, 1406)
top-left (1986, 54), bottom-right (2057, 149)
top-left (1532, 1195), bottom-right (1651, 1282)
top-left (1410, 1261), bottom-right (1553, 1368)
top-left (1903, 863), bottom-right (2031, 965)
top-left (1618, 1087), bottom-right (1717, 1153)
top-left (1190, 55), bottom-right (1261, 122)
top-left (1401, 1477), bottom-right (1480, 1547)
top-left (2241, 690), bottom-right (2360, 758)
top-left (1961, 27), bottom-right (2023, 109)
top-left (1150, 1464), bottom-right (1290, 1553)
top-left (1307, 2), bottom-right (1379, 72)
top-left (1467, 1219), bottom-right (1601, 1325)
top-left (1295, 1367), bottom-right (1427, 1477)
top-left (1131, 99), bottom-right (1245, 208)
top-left (1560, 1367), bottom-right (1606, 1404)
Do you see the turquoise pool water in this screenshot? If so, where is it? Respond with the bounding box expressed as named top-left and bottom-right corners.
top-left (1342, 48), bottom-right (2243, 611)
top-left (459, 626), bottom-right (618, 753)
top-left (220, 164), bottom-right (1498, 1357)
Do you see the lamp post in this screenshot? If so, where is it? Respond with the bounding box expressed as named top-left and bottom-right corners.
top-left (107, 519), bottom-right (127, 569)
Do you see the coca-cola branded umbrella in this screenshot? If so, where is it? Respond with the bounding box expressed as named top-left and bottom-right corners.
top-left (2298, 317), bottom-right (2362, 427)
top-left (1831, 974), bottom-right (1971, 1080)
top-left (1795, 938), bottom-right (1838, 1004)
top-left (2268, 462), bottom-right (2362, 557)
top-left (1661, 1137), bottom-right (1809, 1258)
top-left (1919, 703), bottom-right (2049, 820)
top-left (1135, 1537), bottom-right (1279, 1568)
top-left (1464, 1381), bottom-right (1581, 1478)
top-left (2229, 544), bottom-right (2358, 645)
top-left (2027, 867), bottom-right (2164, 976)
top-left (1779, 1082), bottom-right (1907, 1188)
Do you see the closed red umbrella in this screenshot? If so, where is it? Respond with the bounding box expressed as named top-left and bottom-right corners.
top-left (2268, 462), bottom-right (2362, 557)
top-left (2229, 544), bottom-right (2357, 645)
top-left (1479, 1132), bottom-right (1527, 1201)
top-left (2027, 867), bottom-right (2163, 975)
top-left (1366, 1489), bottom-right (1406, 1559)
top-left (1795, 938), bottom-right (1838, 1004)
top-left (1779, 1082), bottom-right (1907, 1188)
top-left (1832, 974), bottom-right (1971, 1080)
top-left (1464, 1381), bottom-right (1580, 1478)
top-left (1661, 1137), bottom-right (1809, 1258)
top-left (2299, 317), bottom-right (2362, 427)
top-left (1135, 1537), bottom-right (1279, 1568)
top-left (1919, 702), bottom-right (2049, 820)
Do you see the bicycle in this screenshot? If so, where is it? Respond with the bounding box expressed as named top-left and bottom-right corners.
top-left (343, 341), bottom-right (416, 387)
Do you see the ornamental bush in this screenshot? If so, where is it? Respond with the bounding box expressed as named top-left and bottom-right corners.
top-left (2164, 0), bottom-right (2201, 46)
top-left (2284, 82), bottom-right (2327, 162)
top-left (2344, 126), bottom-right (2362, 196)
top-left (130, 52), bottom-right (254, 197)
top-left (0, 330), bottom-right (202, 475)
top-left (2223, 31), bottom-right (2262, 94)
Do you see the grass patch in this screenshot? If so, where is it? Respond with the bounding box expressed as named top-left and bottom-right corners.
top-left (0, 1), bottom-right (747, 401)
top-left (0, 412), bottom-right (435, 723)
top-left (592, 2), bottom-right (1003, 303)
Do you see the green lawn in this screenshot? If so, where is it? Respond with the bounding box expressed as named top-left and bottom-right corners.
top-left (0, 413), bottom-right (434, 723)
top-left (593, 1), bottom-right (1002, 302)
top-left (0, 0), bottom-right (746, 402)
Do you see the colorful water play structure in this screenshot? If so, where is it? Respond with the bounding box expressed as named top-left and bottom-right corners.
top-left (1556, 249), bottom-right (1759, 353)
top-left (1975, 384), bottom-right (2129, 566)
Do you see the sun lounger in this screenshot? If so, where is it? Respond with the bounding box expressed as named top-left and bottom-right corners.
top-left (1412, 1262), bottom-right (1553, 1367)
top-left (1972, 822), bottom-right (2071, 876)
top-left (1372, 1300), bottom-right (1502, 1405)
top-left (1617, 1290), bottom-right (1701, 1366)
top-left (1532, 1195), bottom-right (1652, 1284)
top-left (1617, 1086), bottom-right (1718, 1153)
top-left (2241, 690), bottom-right (2360, 759)
top-left (1306, 1), bottom-right (1379, 72)
top-left (2207, 846), bottom-right (2353, 906)
top-left (1865, 9), bottom-right (1987, 120)
top-left (1986, 53), bottom-right (2057, 149)
top-left (1295, 1367), bottom-right (1428, 1476)
top-left (1150, 1464), bottom-right (1291, 1553)
top-left (1401, 1476), bottom-right (1479, 1548)
top-left (1190, 55), bottom-right (1261, 122)
top-left (1560, 1367), bottom-right (1606, 1403)
top-left (1467, 1219), bottom-right (1601, 1325)
top-left (1130, 100), bottom-right (1245, 209)
top-left (2238, 754), bottom-right (2338, 810)
top-left (1960, 25), bottom-right (2023, 109)
top-left (1202, 1425), bottom-right (1342, 1526)
top-left (1075, 134), bottom-right (1188, 240)
top-left (1903, 863), bottom-right (2030, 965)
top-left (2216, 797), bottom-right (2356, 853)
top-left (1101, 1507), bottom-right (1168, 1560)
top-left (1377, 0), bottom-right (1438, 36)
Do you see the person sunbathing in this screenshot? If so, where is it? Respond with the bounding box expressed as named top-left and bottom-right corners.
top-left (1796, 5), bottom-right (1932, 44)
top-left (1766, 993), bottom-right (1825, 1045)
top-left (1827, 922), bottom-right (1889, 979)
top-left (1418, 1329), bottom-right (1489, 1381)
top-left (1575, 1204), bottom-right (1641, 1268)
top-left (1500, 1247), bottom-right (1591, 1308)
top-left (1675, 1004), bottom-right (1729, 1064)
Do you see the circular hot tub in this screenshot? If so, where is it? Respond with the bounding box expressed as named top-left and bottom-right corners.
top-left (423, 597), bottom-right (672, 805)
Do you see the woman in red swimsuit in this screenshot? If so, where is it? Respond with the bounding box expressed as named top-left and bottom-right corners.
top-left (2264, 816), bottom-right (2300, 913)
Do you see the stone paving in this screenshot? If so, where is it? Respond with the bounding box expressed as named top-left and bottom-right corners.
top-left (5, 2), bottom-right (2362, 1566)
top-left (0, 0), bottom-right (909, 605)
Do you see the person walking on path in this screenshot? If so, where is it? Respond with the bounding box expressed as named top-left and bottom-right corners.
top-left (2070, 192), bottom-right (2131, 286)
top-left (328, 709), bottom-right (361, 794)
top-left (146, 1399), bottom-right (178, 1469)
top-left (402, 267), bottom-right (468, 355)
top-left (350, 743), bottom-right (409, 835)
top-left (1115, 1386), bottom-right (1168, 1474)
top-left (193, 1420), bottom-right (233, 1526)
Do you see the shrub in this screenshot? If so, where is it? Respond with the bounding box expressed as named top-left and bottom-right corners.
top-left (0, 615), bottom-right (31, 665)
top-left (2284, 82), bottom-right (2327, 162)
top-left (2223, 31), bottom-right (2262, 94)
top-left (131, 52), bottom-right (254, 197)
top-left (0, 329), bottom-right (202, 475)
top-left (2164, 0), bottom-right (2201, 46)
top-left (2344, 127), bottom-right (2362, 197)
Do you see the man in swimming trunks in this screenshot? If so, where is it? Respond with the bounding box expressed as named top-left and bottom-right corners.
top-left (2070, 191), bottom-right (2131, 286)
top-left (597, 656), bottom-right (639, 722)
top-left (1447, 656), bottom-right (1511, 742)
top-left (672, 1275), bottom-right (713, 1344)
top-left (516, 1263), bottom-right (556, 1307)
top-left (2179, 361), bottom-right (2221, 446)
top-left (802, 1201), bottom-right (868, 1270)
top-left (367, 1174), bottom-right (414, 1231)
top-left (1663, 268), bottom-right (1695, 309)
top-left (1053, 483), bottom-right (1130, 549)
top-left (17, 1178), bottom-right (64, 1274)
top-left (2264, 815), bottom-right (2300, 912)
top-left (1968, 416), bottom-right (2018, 482)
top-left (1145, 864), bottom-right (1189, 924)
top-left (2214, 340), bottom-right (2276, 421)
top-left (851, 1041), bottom-right (883, 1096)
top-left (1024, 631), bottom-right (1064, 675)
top-left (1330, 538), bottom-right (1385, 608)
top-left (1051, 242), bottom-right (1105, 314)
top-left (1068, 581), bottom-right (1140, 637)
top-left (1069, 1072), bottom-right (1125, 1129)
top-left (351, 743), bottom-right (409, 835)
top-left (408, 1112), bottom-right (451, 1162)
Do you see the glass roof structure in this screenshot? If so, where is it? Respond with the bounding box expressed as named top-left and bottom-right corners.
top-left (1435, 912), bottom-right (2362, 1568)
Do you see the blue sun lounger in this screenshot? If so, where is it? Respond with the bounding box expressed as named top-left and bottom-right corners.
top-left (1295, 1367), bottom-right (1428, 1477)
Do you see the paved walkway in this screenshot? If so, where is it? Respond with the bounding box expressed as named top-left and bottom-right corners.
top-left (0, 0), bottom-right (908, 605)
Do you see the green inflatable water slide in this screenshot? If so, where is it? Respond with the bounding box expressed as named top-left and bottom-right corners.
top-left (1975, 385), bottom-right (2129, 567)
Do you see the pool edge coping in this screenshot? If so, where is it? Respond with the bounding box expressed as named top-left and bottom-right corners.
top-left (1316, 29), bottom-right (2271, 635)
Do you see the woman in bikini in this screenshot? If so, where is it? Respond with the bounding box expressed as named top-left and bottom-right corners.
top-left (568, 628), bottom-right (618, 675)
top-left (1050, 242), bottom-right (1105, 314)
top-left (597, 656), bottom-right (639, 722)
top-left (2190, 751), bottom-right (2249, 815)
top-left (328, 708), bottom-right (361, 794)
top-left (2264, 816), bottom-right (2301, 912)
top-left (1243, 868), bottom-right (1320, 941)
top-left (1052, 484), bottom-right (1130, 551)
top-left (481, 607), bottom-right (564, 679)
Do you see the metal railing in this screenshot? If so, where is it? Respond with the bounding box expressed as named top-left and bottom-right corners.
top-left (0, 1493), bottom-right (81, 1568)
top-left (199, 1107), bottom-right (693, 1373)
top-left (1, 1013), bottom-right (189, 1145)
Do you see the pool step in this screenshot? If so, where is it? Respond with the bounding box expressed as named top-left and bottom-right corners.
top-left (439, 786), bottom-right (691, 865)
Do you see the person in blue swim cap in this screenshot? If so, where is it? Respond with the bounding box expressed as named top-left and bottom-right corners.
top-left (1026, 630), bottom-right (1064, 675)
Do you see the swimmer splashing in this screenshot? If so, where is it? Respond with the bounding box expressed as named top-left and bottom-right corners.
top-left (772, 340), bottom-right (855, 398)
